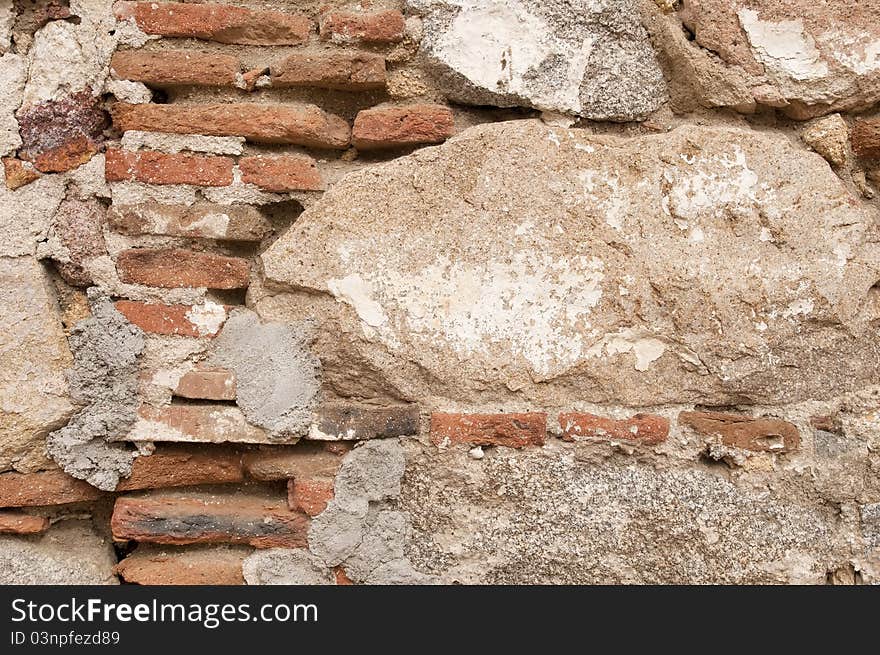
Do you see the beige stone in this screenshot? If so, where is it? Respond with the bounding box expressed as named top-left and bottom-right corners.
top-left (0, 257), bottom-right (74, 472)
top-left (262, 120), bottom-right (880, 407)
top-left (802, 114), bottom-right (849, 166)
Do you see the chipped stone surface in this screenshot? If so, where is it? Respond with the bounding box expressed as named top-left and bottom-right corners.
top-left (0, 520), bottom-right (117, 585)
top-left (401, 445), bottom-right (852, 584)
top-left (47, 291), bottom-right (143, 490)
top-left (262, 120), bottom-right (880, 407)
top-left (243, 549), bottom-right (335, 585)
top-left (0, 256), bottom-right (74, 473)
top-left (802, 113), bottom-right (849, 166)
top-left (409, 0), bottom-right (667, 120)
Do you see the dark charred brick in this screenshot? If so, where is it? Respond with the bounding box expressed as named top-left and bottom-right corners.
top-left (310, 404), bottom-right (420, 440)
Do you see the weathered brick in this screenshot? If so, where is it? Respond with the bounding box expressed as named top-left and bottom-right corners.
top-left (49, 198), bottom-right (107, 287)
top-left (431, 412), bottom-right (546, 448)
top-left (111, 50), bottom-right (240, 87)
top-left (116, 445), bottom-right (243, 491)
top-left (0, 511), bottom-right (50, 535)
top-left (0, 470), bottom-right (104, 507)
top-left (115, 300), bottom-right (229, 337)
top-left (129, 404), bottom-right (271, 444)
top-left (559, 412), bottom-right (669, 445)
top-left (2, 158), bottom-right (40, 190)
top-left (352, 104), bottom-right (454, 150)
top-left (335, 566), bottom-right (354, 585)
top-left (287, 478), bottom-right (334, 517)
top-left (105, 149), bottom-right (234, 186)
top-left (852, 119), bottom-right (880, 159)
top-left (174, 367), bottom-right (236, 401)
top-left (116, 248), bottom-right (250, 289)
top-left (319, 10), bottom-right (405, 43)
top-left (309, 404), bottom-right (420, 440)
top-left (111, 495), bottom-right (309, 548)
top-left (115, 547), bottom-right (246, 585)
top-left (239, 155), bottom-right (323, 192)
top-left (122, 1), bottom-right (312, 45)
top-left (111, 102), bottom-right (351, 149)
top-left (242, 443), bottom-right (349, 482)
top-left (271, 52), bottom-right (386, 91)
top-left (679, 411), bottom-right (800, 453)
top-left (108, 203), bottom-right (273, 241)
top-left (17, 89), bottom-right (108, 172)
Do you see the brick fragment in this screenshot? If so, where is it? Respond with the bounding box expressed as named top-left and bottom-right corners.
top-left (559, 412), bottom-right (669, 445)
top-left (105, 149), bottom-right (234, 186)
top-left (111, 495), bottom-right (309, 548)
top-left (240, 155), bottom-right (323, 192)
top-left (0, 470), bottom-right (104, 507)
top-left (115, 547), bottom-right (246, 585)
top-left (852, 119), bottom-right (880, 159)
top-left (116, 445), bottom-right (243, 491)
top-left (287, 478), bottom-right (333, 517)
top-left (309, 404), bottom-right (420, 440)
top-left (334, 566), bottom-right (354, 585)
top-left (271, 52), bottom-right (386, 91)
top-left (0, 512), bottom-right (50, 535)
top-left (123, 2), bottom-right (311, 45)
top-left (242, 443), bottom-right (349, 482)
top-left (49, 198), bottom-right (107, 287)
top-left (108, 203), bottom-right (273, 241)
top-left (430, 412), bottom-right (546, 448)
top-left (174, 367), bottom-right (236, 401)
top-left (115, 300), bottom-right (229, 337)
top-left (679, 411), bottom-right (800, 453)
top-left (116, 248), bottom-right (250, 289)
top-left (111, 50), bottom-right (240, 87)
top-left (2, 157), bottom-right (40, 190)
top-left (352, 104), bottom-right (454, 150)
top-left (319, 10), bottom-right (405, 43)
top-left (111, 102), bottom-right (351, 149)
top-left (129, 404), bottom-right (271, 444)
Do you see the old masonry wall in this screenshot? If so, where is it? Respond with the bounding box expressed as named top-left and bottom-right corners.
top-left (1, 0), bottom-right (880, 584)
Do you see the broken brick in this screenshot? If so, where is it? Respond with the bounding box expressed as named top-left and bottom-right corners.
top-left (115, 300), bottom-right (229, 338)
top-left (352, 104), bottom-right (454, 150)
top-left (116, 248), bottom-right (250, 289)
top-left (559, 412), bottom-right (669, 445)
top-left (679, 411), bottom-right (800, 453)
top-left (105, 149), bottom-right (234, 186)
top-left (431, 412), bottom-right (547, 448)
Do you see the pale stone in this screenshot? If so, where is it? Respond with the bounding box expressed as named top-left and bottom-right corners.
top-left (262, 120), bottom-right (880, 407)
top-left (0, 257), bottom-right (75, 473)
top-left (802, 114), bottom-right (849, 166)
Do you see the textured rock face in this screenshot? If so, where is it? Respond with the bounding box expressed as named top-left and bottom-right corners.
top-left (408, 0), bottom-right (667, 120)
top-left (0, 257), bottom-right (74, 473)
top-left (679, 0), bottom-right (880, 117)
top-left (400, 445), bottom-right (851, 584)
top-left (263, 120), bottom-right (880, 406)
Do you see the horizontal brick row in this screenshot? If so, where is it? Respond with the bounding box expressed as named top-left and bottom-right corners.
top-left (115, 300), bottom-right (229, 337)
top-left (130, 404), bottom-right (271, 444)
top-left (288, 478), bottom-right (334, 517)
top-left (110, 102), bottom-right (351, 149)
top-left (353, 104), bottom-right (455, 150)
top-left (678, 411), bottom-right (800, 453)
top-left (559, 412), bottom-right (669, 445)
top-left (111, 495), bottom-right (309, 548)
top-left (0, 511), bottom-right (50, 535)
top-left (320, 10), bottom-right (405, 44)
top-left (116, 1), bottom-right (312, 46)
top-left (115, 547), bottom-right (246, 585)
top-left (108, 203), bottom-right (273, 241)
top-left (239, 154), bottom-right (324, 192)
top-left (116, 248), bottom-right (250, 289)
top-left (111, 50), bottom-right (240, 87)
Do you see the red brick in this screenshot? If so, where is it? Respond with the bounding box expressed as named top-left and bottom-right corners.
top-left (242, 443), bottom-right (349, 482)
top-left (115, 300), bottom-right (229, 337)
top-left (559, 412), bottom-right (669, 445)
top-left (270, 52), bottom-right (386, 91)
top-left (108, 203), bottom-right (273, 241)
top-left (309, 404), bottom-right (420, 440)
top-left (111, 50), bottom-right (240, 87)
top-left (131, 404), bottom-right (271, 444)
top-left (430, 412), bottom-right (546, 448)
top-left (287, 478), bottom-right (334, 517)
top-left (0, 470), bottom-right (105, 508)
top-left (352, 104), bottom-right (454, 150)
top-left (116, 248), bottom-right (250, 289)
top-left (122, 1), bottom-right (312, 45)
top-left (319, 10), bottom-right (405, 43)
top-left (679, 411), bottom-right (800, 453)
top-left (335, 566), bottom-right (354, 585)
top-left (111, 102), bottom-right (351, 149)
top-left (852, 119), bottom-right (880, 159)
top-left (111, 495), bottom-right (309, 548)
top-left (105, 149), bottom-right (233, 186)
top-left (116, 445), bottom-right (243, 491)
top-left (174, 367), bottom-right (236, 401)
top-left (0, 512), bottom-right (50, 534)
top-left (239, 155), bottom-right (323, 192)
top-left (115, 547), bottom-right (245, 585)
top-left (34, 135), bottom-right (99, 173)
top-left (3, 157), bottom-right (40, 190)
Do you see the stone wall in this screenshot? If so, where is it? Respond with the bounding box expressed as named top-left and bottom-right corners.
top-left (0, 0), bottom-right (879, 585)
